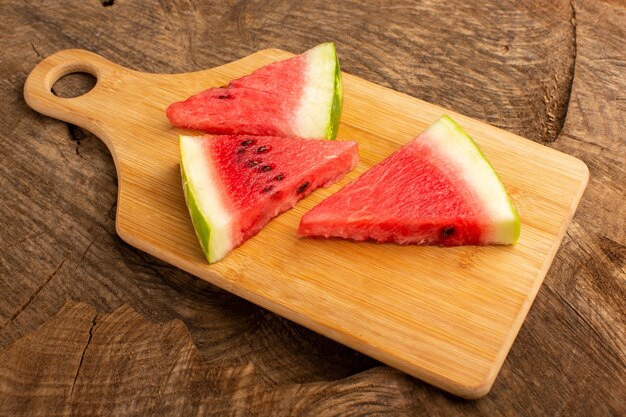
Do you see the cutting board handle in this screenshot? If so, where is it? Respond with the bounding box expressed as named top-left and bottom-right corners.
top-left (23, 49), bottom-right (124, 131)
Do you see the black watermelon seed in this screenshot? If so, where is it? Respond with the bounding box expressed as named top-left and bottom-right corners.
top-left (241, 139), bottom-right (255, 147)
top-left (237, 148), bottom-right (246, 154)
top-left (261, 185), bottom-right (274, 194)
top-left (256, 145), bottom-right (270, 153)
top-left (296, 182), bottom-right (310, 194)
top-left (274, 174), bottom-right (284, 181)
top-left (217, 94), bottom-right (232, 99)
top-left (247, 159), bottom-right (261, 167)
top-left (260, 165), bottom-right (272, 172)
top-left (440, 226), bottom-right (456, 238)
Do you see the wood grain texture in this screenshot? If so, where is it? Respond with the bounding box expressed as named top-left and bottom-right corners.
top-left (23, 46), bottom-right (587, 398)
top-left (1, 0), bottom-right (624, 415)
top-left (0, 301), bottom-right (419, 417)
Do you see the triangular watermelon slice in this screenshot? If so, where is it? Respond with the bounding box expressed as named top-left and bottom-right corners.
top-left (181, 135), bottom-right (359, 263)
top-left (298, 115), bottom-right (520, 246)
top-left (167, 43), bottom-right (342, 140)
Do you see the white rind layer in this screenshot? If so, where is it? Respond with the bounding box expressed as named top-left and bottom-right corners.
top-left (293, 43), bottom-right (338, 139)
top-left (180, 136), bottom-right (234, 263)
top-left (424, 116), bottom-right (520, 243)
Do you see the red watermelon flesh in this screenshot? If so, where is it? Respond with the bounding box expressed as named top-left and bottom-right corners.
top-left (298, 115), bottom-right (520, 246)
top-left (167, 43), bottom-right (342, 140)
top-left (180, 135), bottom-right (359, 263)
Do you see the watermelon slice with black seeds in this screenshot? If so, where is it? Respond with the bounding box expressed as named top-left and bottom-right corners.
top-left (167, 43), bottom-right (342, 140)
top-left (181, 134), bottom-right (359, 263)
top-left (298, 115), bottom-right (520, 246)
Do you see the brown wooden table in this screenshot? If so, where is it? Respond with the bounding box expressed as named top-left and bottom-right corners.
top-left (1, 1), bottom-right (624, 415)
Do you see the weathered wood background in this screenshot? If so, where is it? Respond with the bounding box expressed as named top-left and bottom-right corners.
top-left (1, 0), bottom-right (624, 416)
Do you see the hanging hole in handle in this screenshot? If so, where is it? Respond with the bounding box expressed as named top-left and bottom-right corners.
top-left (52, 72), bottom-right (97, 98)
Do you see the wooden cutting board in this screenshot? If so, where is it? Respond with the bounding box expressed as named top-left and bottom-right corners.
top-left (23, 48), bottom-right (588, 399)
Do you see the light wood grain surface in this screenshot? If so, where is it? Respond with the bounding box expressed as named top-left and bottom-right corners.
top-left (23, 47), bottom-right (588, 398)
top-left (1, 0), bottom-right (624, 415)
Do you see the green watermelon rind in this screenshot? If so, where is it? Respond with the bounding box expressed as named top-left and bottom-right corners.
top-left (327, 44), bottom-right (343, 140)
top-left (181, 161), bottom-right (210, 258)
top-left (437, 115), bottom-right (521, 244)
top-left (296, 42), bottom-right (343, 140)
top-left (180, 136), bottom-right (233, 263)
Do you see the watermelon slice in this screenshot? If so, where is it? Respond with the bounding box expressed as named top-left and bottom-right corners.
top-left (181, 135), bottom-right (359, 263)
top-left (298, 115), bottom-right (520, 246)
top-left (167, 43), bottom-right (342, 140)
